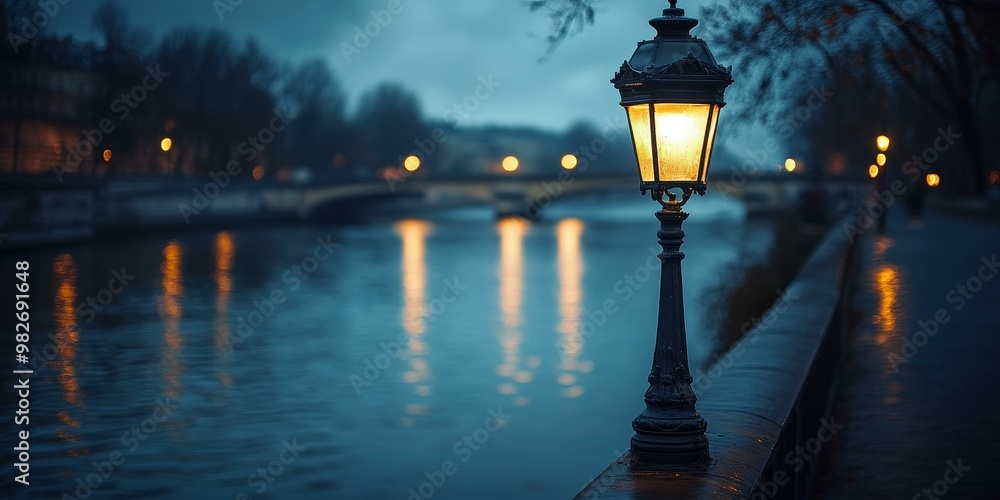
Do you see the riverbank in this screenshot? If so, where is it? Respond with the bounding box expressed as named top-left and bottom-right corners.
top-left (0, 175), bottom-right (303, 249)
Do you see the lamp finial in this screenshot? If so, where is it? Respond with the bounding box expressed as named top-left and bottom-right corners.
top-left (654, 1), bottom-right (697, 37)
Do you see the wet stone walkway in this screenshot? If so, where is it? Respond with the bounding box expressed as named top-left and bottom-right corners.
top-left (813, 208), bottom-right (1000, 499)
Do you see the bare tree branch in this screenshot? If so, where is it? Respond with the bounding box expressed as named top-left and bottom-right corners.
top-left (526, 0), bottom-right (598, 62)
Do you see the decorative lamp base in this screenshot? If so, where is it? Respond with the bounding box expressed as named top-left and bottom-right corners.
top-left (631, 410), bottom-right (709, 465)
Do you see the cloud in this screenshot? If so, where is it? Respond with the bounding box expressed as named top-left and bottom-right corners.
top-left (44, 0), bottom-right (735, 133)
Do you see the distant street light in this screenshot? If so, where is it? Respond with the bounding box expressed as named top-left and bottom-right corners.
top-left (784, 158), bottom-right (797, 173)
top-left (561, 154), bottom-right (579, 170)
top-left (926, 173), bottom-right (941, 188)
top-left (333, 154), bottom-right (347, 169)
top-left (404, 155), bottom-right (421, 173)
top-left (502, 156), bottom-right (520, 172)
top-left (160, 137), bottom-right (173, 152)
top-left (252, 165), bottom-right (265, 181)
top-left (103, 149), bottom-right (112, 162)
top-left (876, 135), bottom-right (890, 153)
top-left (873, 136), bottom-right (889, 232)
top-left (611, 0), bottom-right (732, 466)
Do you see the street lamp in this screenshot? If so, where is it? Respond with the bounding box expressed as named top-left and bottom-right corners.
top-left (926, 173), bottom-right (941, 188)
top-left (404, 155), bottom-right (421, 173)
top-left (611, 0), bottom-right (733, 465)
top-left (877, 135), bottom-right (890, 153)
top-left (502, 156), bottom-right (520, 173)
top-left (561, 154), bottom-right (579, 170)
top-left (784, 158), bottom-right (797, 173)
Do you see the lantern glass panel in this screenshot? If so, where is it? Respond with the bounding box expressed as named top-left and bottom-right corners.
top-left (627, 104), bottom-right (655, 183)
top-left (702, 105), bottom-right (720, 184)
top-left (652, 103), bottom-right (712, 183)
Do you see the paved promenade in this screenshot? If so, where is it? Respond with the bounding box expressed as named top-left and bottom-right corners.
top-left (813, 207), bottom-right (1000, 498)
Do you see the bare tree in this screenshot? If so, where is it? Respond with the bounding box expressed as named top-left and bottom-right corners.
top-left (156, 28), bottom-right (279, 176)
top-left (2, 0), bottom-right (37, 174)
top-left (527, 1), bottom-right (999, 193)
top-left (354, 83), bottom-right (430, 174)
top-left (526, 0), bottom-right (598, 61)
top-left (90, 1), bottom-right (153, 176)
top-left (702, 0), bottom-right (1000, 194)
top-left (279, 58), bottom-right (349, 171)
top-left (91, 1), bottom-right (129, 55)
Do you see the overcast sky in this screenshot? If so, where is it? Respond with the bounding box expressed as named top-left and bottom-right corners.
top-left (46, 1), bottom-right (787, 169)
top-left (47, 1), bottom-right (736, 132)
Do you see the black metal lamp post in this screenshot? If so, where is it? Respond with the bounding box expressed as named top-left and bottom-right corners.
top-left (611, 0), bottom-right (733, 466)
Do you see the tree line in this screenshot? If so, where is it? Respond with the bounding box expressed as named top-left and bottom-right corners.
top-left (0, 0), bottom-right (440, 180)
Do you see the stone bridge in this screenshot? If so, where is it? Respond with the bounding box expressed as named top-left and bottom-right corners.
top-left (268, 173), bottom-right (861, 221)
top-left (272, 174), bottom-right (638, 220)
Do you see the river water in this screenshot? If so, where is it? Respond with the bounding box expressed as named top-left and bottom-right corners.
top-left (1, 194), bottom-right (767, 499)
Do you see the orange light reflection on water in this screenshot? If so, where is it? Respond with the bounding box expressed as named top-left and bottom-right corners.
top-left (556, 219), bottom-right (588, 399)
top-left (396, 220), bottom-right (433, 399)
top-left (214, 232), bottom-right (235, 387)
top-left (871, 234), bottom-right (907, 377)
top-left (159, 242), bottom-right (184, 402)
top-left (874, 265), bottom-right (900, 337)
top-left (497, 218), bottom-right (533, 406)
top-left (53, 254), bottom-right (87, 456)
